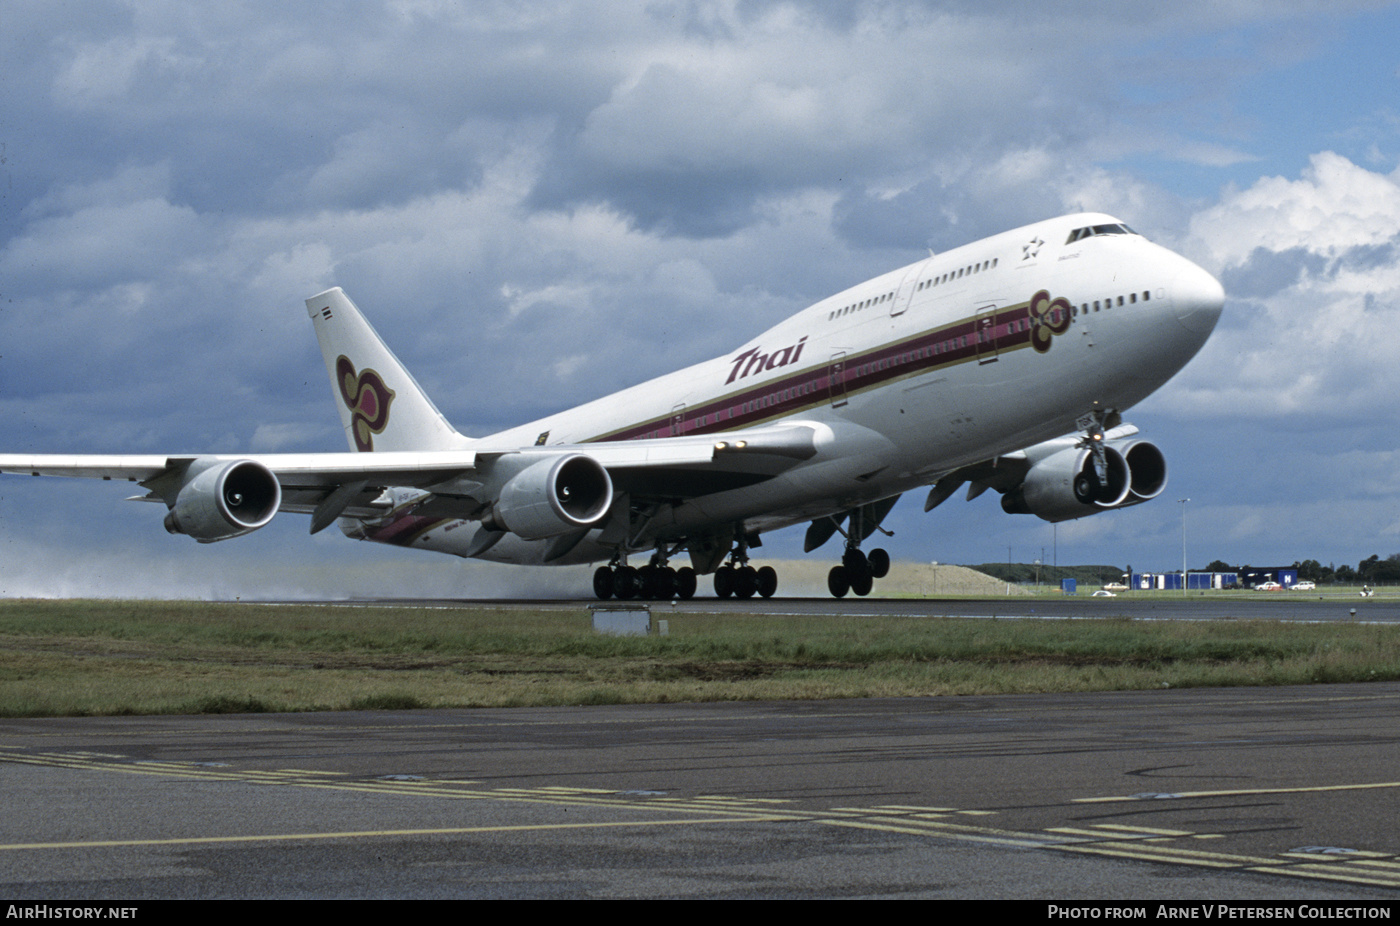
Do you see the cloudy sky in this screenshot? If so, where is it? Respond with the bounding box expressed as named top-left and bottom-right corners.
top-left (4, 0), bottom-right (1400, 598)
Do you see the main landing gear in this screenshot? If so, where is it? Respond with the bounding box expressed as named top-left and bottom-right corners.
top-left (712, 535), bottom-right (778, 600)
top-left (592, 554), bottom-right (698, 601)
top-left (826, 544), bottom-right (890, 598)
top-left (816, 502), bottom-right (893, 598)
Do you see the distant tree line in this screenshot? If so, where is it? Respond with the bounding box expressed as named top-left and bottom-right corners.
top-left (1204, 556), bottom-right (1400, 585)
top-left (973, 556), bottom-right (1400, 588)
top-left (1295, 555), bottom-right (1400, 585)
top-left (970, 563), bottom-right (1124, 585)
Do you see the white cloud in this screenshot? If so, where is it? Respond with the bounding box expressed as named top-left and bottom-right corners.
top-left (2, 197), bottom-right (206, 289)
top-left (1156, 154), bottom-right (1400, 423)
top-left (52, 34), bottom-right (194, 108)
top-left (1192, 152), bottom-right (1400, 266)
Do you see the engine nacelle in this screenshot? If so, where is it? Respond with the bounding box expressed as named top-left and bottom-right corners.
top-left (1117, 438), bottom-right (1168, 502)
top-left (163, 458), bottom-right (282, 542)
top-left (1001, 438), bottom-right (1167, 522)
top-left (482, 453), bottom-right (613, 540)
top-left (1001, 445), bottom-right (1128, 522)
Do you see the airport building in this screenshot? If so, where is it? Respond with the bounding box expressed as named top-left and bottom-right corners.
top-left (1130, 572), bottom-right (1237, 590)
top-left (1128, 567), bottom-right (1299, 590)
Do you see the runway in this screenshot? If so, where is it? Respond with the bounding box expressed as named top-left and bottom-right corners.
top-left (355, 592), bottom-right (1400, 624)
top-left (3, 680), bottom-right (1400, 898)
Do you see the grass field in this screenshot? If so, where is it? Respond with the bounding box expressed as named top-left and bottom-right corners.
top-left (2, 598), bottom-right (1399, 717)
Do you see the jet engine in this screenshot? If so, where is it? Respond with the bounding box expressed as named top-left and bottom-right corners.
top-left (1001, 438), bottom-right (1166, 523)
top-left (481, 453), bottom-right (613, 540)
top-left (163, 458), bottom-right (282, 542)
top-left (1116, 438), bottom-right (1168, 503)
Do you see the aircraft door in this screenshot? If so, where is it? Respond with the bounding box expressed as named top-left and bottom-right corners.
top-left (670, 403), bottom-right (686, 436)
top-left (891, 259), bottom-right (932, 317)
top-left (828, 352), bottom-right (848, 408)
top-left (975, 304), bottom-right (999, 364)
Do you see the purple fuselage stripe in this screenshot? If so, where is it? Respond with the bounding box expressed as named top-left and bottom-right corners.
top-left (593, 298), bottom-right (1047, 442)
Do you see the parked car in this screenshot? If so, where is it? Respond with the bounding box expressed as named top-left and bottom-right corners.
top-left (1292, 581), bottom-right (1316, 591)
top-left (1255, 581), bottom-right (1283, 591)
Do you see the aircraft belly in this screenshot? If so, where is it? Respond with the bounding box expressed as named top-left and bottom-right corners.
top-left (868, 344), bottom-right (1086, 468)
top-left (417, 521), bottom-right (608, 567)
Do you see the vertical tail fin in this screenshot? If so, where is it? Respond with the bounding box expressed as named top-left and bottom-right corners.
top-left (305, 287), bottom-right (472, 453)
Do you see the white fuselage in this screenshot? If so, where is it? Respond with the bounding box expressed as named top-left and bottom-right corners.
top-left (351, 213), bottom-right (1224, 565)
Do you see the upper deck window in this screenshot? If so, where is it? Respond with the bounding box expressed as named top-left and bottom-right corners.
top-left (1065, 223), bottom-right (1139, 244)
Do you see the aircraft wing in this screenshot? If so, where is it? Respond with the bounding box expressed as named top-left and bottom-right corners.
top-left (0, 422), bottom-right (819, 540)
top-left (0, 451), bottom-right (476, 485)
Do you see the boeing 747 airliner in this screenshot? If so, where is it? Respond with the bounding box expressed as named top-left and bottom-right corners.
top-left (0, 213), bottom-right (1224, 598)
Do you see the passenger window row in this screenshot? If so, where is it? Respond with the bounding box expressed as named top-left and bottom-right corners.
top-left (1071, 291), bottom-right (1151, 317)
top-left (917, 258), bottom-right (998, 292)
top-left (828, 289), bottom-right (896, 321)
top-left (826, 257), bottom-right (1001, 322)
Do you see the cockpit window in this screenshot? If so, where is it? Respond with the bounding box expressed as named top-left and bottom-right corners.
top-left (1065, 223), bottom-right (1139, 244)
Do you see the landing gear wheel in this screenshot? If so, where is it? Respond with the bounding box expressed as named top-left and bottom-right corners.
top-left (657, 566), bottom-right (677, 600)
top-left (593, 566), bottom-right (614, 600)
top-left (735, 565), bottom-right (758, 599)
top-left (842, 548), bottom-right (869, 577)
top-left (867, 548), bottom-right (890, 580)
top-left (714, 566), bottom-right (735, 599)
top-left (614, 566), bottom-right (640, 600)
top-left (756, 565), bottom-right (778, 598)
top-left (675, 567), bottom-right (697, 600)
top-left (642, 565), bottom-right (676, 600)
top-left (828, 565), bottom-right (851, 598)
top-left (850, 570), bottom-right (874, 597)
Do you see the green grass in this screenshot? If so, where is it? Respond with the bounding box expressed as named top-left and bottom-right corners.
top-left (1, 598), bottom-right (1397, 716)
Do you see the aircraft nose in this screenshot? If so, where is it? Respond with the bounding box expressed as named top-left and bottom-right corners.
top-left (1171, 259), bottom-right (1225, 335)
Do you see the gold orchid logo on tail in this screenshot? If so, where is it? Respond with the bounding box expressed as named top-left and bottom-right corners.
top-left (1028, 290), bottom-right (1073, 353)
top-left (337, 355), bottom-right (395, 451)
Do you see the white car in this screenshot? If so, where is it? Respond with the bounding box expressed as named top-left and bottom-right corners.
top-left (1292, 581), bottom-right (1316, 591)
top-left (1255, 581), bottom-right (1283, 591)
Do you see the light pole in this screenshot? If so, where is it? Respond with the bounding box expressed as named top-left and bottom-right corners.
top-left (1178, 498), bottom-right (1190, 595)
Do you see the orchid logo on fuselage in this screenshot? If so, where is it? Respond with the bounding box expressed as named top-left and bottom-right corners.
top-left (336, 355), bottom-right (395, 452)
top-left (1028, 290), bottom-right (1072, 353)
top-left (726, 336), bottom-right (808, 385)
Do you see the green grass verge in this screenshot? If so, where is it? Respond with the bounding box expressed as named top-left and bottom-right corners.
top-left (1, 599), bottom-right (1398, 716)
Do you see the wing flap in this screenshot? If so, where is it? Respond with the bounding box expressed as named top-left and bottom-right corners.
top-left (572, 423), bottom-right (819, 500)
